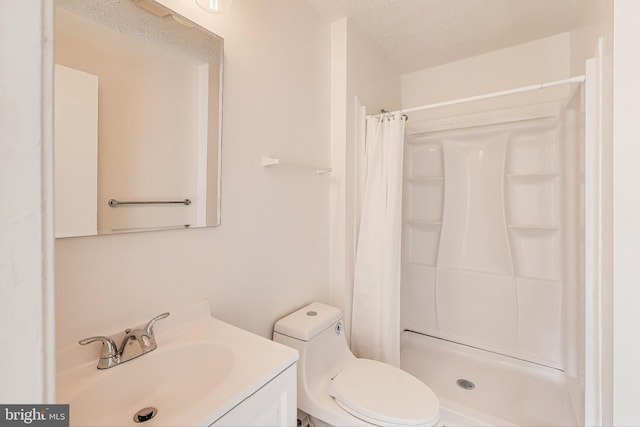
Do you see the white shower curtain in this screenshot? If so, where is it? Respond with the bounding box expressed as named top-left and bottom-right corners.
top-left (351, 112), bottom-right (406, 367)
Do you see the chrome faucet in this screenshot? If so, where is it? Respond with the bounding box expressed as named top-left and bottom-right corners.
top-left (79, 312), bottom-right (169, 369)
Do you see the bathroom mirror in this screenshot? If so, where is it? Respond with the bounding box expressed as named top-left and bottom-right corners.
top-left (54, 0), bottom-right (222, 237)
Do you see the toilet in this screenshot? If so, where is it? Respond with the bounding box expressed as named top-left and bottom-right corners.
top-left (273, 303), bottom-right (440, 427)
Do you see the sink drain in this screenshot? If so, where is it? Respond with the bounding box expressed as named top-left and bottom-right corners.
top-left (133, 407), bottom-right (157, 423)
top-left (456, 379), bottom-right (475, 390)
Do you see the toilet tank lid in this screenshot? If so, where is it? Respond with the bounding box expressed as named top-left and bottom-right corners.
top-left (274, 302), bottom-right (342, 341)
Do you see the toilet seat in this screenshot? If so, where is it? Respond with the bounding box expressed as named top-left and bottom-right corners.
top-left (328, 358), bottom-right (440, 427)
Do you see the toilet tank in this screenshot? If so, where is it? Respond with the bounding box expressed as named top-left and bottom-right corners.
top-left (273, 303), bottom-right (354, 384)
top-left (273, 302), bottom-right (342, 341)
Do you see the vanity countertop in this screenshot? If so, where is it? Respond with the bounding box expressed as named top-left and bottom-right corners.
top-left (57, 301), bottom-right (298, 426)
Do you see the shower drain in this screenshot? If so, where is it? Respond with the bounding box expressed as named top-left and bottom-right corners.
top-left (456, 379), bottom-right (475, 390)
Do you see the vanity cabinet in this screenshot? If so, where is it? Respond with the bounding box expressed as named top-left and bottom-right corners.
top-left (211, 364), bottom-right (297, 426)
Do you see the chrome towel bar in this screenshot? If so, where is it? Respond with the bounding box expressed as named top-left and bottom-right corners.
top-left (108, 198), bottom-right (191, 207)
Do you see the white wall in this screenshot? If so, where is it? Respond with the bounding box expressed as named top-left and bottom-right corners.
top-left (0, 1), bottom-right (55, 403)
top-left (401, 33), bottom-right (572, 124)
top-left (346, 22), bottom-right (401, 115)
top-left (329, 18), bottom-right (401, 337)
top-left (570, 0), bottom-right (613, 77)
top-left (569, 1), bottom-right (614, 424)
top-left (612, 2), bottom-right (640, 425)
top-left (55, 0), bottom-right (331, 356)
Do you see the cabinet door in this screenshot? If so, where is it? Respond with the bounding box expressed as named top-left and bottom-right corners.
top-left (212, 365), bottom-right (296, 427)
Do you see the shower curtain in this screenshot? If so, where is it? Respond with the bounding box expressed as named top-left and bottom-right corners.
top-left (351, 112), bottom-right (406, 366)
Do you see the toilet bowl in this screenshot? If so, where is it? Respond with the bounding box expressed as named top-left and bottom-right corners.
top-left (273, 303), bottom-right (440, 427)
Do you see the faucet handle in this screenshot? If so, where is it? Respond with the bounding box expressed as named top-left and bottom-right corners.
top-left (79, 336), bottom-right (118, 359)
top-left (144, 312), bottom-right (170, 336)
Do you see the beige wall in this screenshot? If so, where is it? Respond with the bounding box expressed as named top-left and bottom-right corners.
top-left (55, 0), bottom-right (331, 356)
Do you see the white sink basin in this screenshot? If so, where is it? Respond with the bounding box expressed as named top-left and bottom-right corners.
top-left (69, 343), bottom-right (234, 426)
top-left (57, 302), bottom-right (298, 426)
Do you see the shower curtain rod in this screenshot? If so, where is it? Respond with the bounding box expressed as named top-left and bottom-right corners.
top-left (367, 75), bottom-right (586, 119)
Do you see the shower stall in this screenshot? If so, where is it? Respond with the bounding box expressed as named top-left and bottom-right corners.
top-left (398, 78), bottom-right (592, 426)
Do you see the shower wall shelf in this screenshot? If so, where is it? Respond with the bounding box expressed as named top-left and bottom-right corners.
top-left (261, 156), bottom-right (332, 175)
top-left (505, 124), bottom-right (562, 283)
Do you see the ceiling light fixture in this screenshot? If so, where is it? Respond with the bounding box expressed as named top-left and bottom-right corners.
top-left (195, 0), bottom-right (232, 13)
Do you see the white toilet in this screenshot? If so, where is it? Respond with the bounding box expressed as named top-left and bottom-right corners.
top-left (273, 303), bottom-right (440, 427)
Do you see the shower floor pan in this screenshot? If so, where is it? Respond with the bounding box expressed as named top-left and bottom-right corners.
top-left (401, 332), bottom-right (578, 427)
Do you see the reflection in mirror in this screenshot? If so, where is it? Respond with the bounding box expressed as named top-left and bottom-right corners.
top-left (54, 0), bottom-right (222, 237)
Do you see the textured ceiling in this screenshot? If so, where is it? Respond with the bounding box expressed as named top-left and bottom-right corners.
top-left (56, 0), bottom-right (222, 65)
top-left (304, 0), bottom-right (581, 73)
